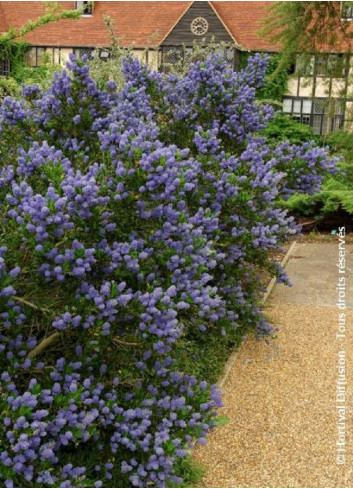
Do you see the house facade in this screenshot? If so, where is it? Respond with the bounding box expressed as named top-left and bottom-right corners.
top-left (1, 1), bottom-right (353, 135)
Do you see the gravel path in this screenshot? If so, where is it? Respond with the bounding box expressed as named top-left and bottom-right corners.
top-left (194, 242), bottom-right (353, 487)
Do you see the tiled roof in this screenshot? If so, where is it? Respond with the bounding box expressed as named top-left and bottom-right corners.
top-left (0, 3), bottom-right (8, 34)
top-left (0, 1), bottom-right (279, 51)
top-left (212, 2), bottom-right (279, 51)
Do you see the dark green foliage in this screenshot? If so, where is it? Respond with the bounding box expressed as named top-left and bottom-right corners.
top-left (238, 51), bottom-right (250, 70)
top-left (284, 193), bottom-right (318, 217)
top-left (322, 166), bottom-right (353, 214)
top-left (0, 41), bottom-right (28, 72)
top-left (174, 325), bottom-right (245, 384)
top-left (285, 130), bottom-right (353, 219)
top-left (0, 42), bottom-right (28, 97)
top-left (324, 130), bottom-right (353, 164)
top-left (285, 162), bottom-right (353, 218)
top-left (256, 53), bottom-right (290, 102)
top-left (172, 457), bottom-right (205, 488)
top-left (261, 113), bottom-right (318, 145)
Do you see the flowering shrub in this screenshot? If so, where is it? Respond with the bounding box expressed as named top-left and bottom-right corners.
top-left (0, 54), bottom-right (336, 488)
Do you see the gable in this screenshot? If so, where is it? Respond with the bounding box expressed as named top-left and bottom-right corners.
top-left (162, 1), bottom-right (234, 46)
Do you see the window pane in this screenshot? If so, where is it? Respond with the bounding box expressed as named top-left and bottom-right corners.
top-left (335, 101), bottom-right (345, 115)
top-left (328, 54), bottom-right (346, 77)
top-left (285, 97), bottom-right (342, 135)
top-left (342, 2), bottom-right (353, 18)
top-left (207, 48), bottom-right (234, 67)
top-left (313, 100), bottom-right (326, 114)
top-left (307, 57), bottom-right (315, 75)
top-left (321, 117), bottom-right (328, 134)
top-left (225, 48), bottom-right (234, 63)
top-left (296, 54), bottom-right (314, 75)
top-left (162, 47), bottom-right (183, 64)
top-left (99, 49), bottom-right (110, 60)
top-left (295, 54), bottom-right (302, 73)
top-left (301, 115), bottom-right (311, 125)
top-left (43, 48), bottom-right (54, 65)
top-left (0, 59), bottom-right (10, 76)
top-left (312, 115), bottom-right (323, 134)
top-left (283, 98), bottom-right (292, 113)
top-left (328, 55), bottom-right (337, 74)
top-left (37, 48), bottom-right (45, 66)
top-left (302, 100), bottom-right (312, 114)
top-left (76, 1), bottom-right (93, 15)
top-left (293, 100), bottom-right (302, 113)
top-left (161, 47), bottom-right (183, 72)
top-left (26, 48), bottom-right (37, 67)
top-left (73, 48), bottom-right (93, 60)
top-left (316, 55), bottom-right (327, 76)
top-left (333, 116), bottom-right (344, 130)
top-left (83, 2), bottom-right (93, 15)
top-left (214, 48), bottom-right (224, 58)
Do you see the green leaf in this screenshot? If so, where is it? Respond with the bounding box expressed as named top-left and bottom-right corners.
top-left (215, 415), bottom-right (230, 427)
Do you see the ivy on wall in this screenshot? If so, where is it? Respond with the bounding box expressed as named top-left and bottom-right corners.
top-left (0, 42), bottom-right (29, 97)
top-left (0, 41), bottom-right (28, 77)
top-left (0, 41), bottom-right (28, 67)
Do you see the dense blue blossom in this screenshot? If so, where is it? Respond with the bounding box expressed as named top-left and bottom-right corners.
top-left (0, 53), bottom-right (335, 487)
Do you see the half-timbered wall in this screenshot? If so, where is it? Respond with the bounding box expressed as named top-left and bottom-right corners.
top-left (283, 54), bottom-right (353, 134)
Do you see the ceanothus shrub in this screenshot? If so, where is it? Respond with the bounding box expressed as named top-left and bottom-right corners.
top-left (0, 54), bottom-right (335, 488)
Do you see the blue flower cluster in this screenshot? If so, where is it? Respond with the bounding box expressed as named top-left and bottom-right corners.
top-left (0, 53), bottom-right (335, 487)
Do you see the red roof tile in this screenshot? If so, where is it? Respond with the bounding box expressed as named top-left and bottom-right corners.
top-left (0, 1), bottom-right (279, 50)
top-left (0, 3), bottom-right (8, 34)
top-left (211, 2), bottom-right (280, 51)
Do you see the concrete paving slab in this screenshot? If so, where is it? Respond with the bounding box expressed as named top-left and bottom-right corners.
top-left (270, 242), bottom-right (353, 310)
